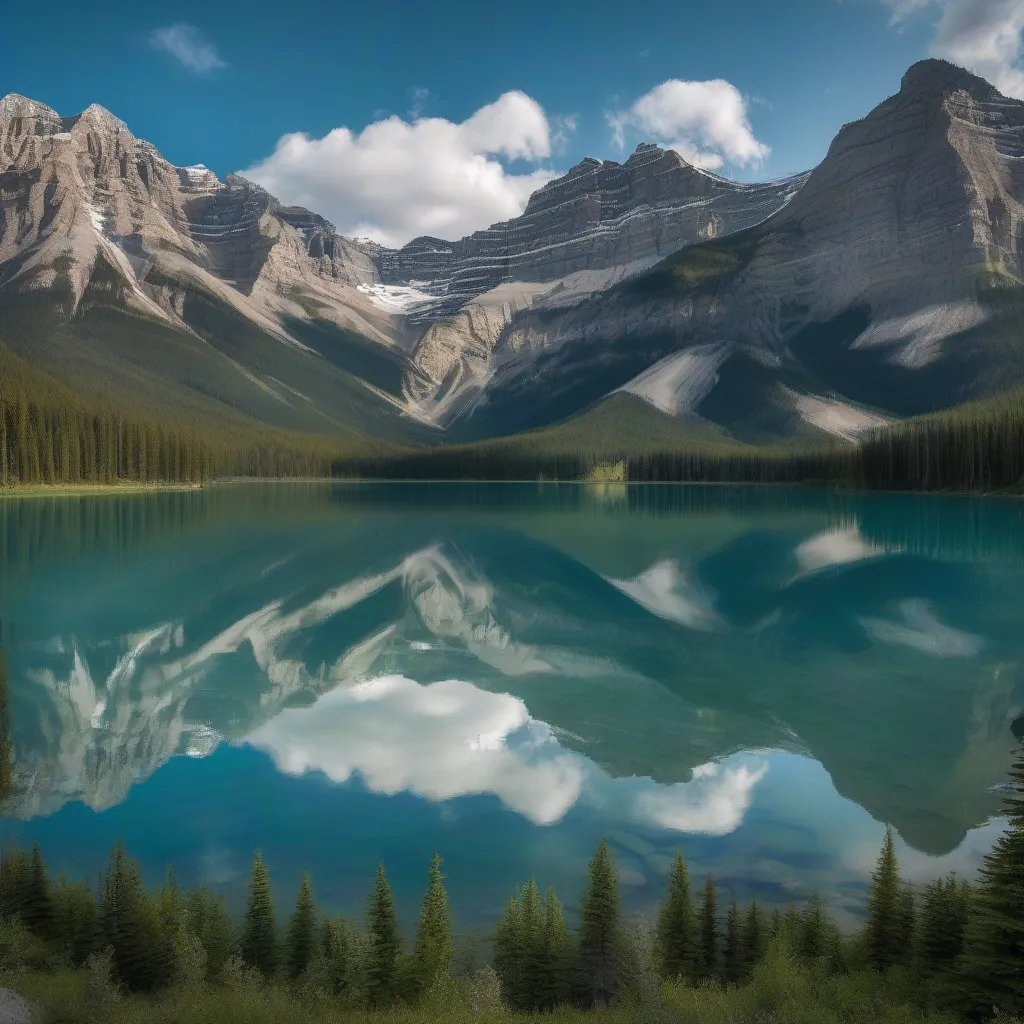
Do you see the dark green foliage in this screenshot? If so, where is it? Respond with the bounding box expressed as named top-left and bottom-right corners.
top-left (100, 842), bottom-right (173, 992)
top-left (917, 874), bottom-right (972, 976)
top-left (366, 862), bottom-right (401, 1006)
top-left (656, 850), bottom-right (698, 982)
top-left (157, 866), bottom-right (182, 942)
top-left (743, 899), bottom-right (767, 974)
top-left (412, 853), bottom-right (453, 995)
top-left (186, 888), bottom-right (235, 982)
top-left (865, 826), bottom-right (913, 971)
top-left (493, 891), bottom-right (525, 1007)
top-left (956, 747), bottom-right (1024, 1017)
top-left (286, 873), bottom-right (317, 979)
top-left (51, 877), bottom-right (101, 966)
top-left (538, 885), bottom-right (571, 1011)
top-left (799, 892), bottom-right (830, 963)
top-left (316, 916), bottom-right (351, 995)
top-left (0, 849), bottom-right (30, 921)
top-left (723, 900), bottom-right (744, 983)
top-left (23, 844), bottom-right (52, 940)
top-left (240, 852), bottom-right (277, 978)
top-left (577, 838), bottom-right (622, 1009)
top-left (697, 874), bottom-right (719, 980)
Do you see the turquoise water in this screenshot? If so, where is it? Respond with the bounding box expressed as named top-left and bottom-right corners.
top-left (0, 483), bottom-right (1022, 934)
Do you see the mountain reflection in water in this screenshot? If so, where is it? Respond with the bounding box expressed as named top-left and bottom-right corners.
top-left (0, 483), bottom-right (1021, 929)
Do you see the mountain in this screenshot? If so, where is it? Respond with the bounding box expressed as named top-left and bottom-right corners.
top-left (446, 60), bottom-right (1024, 441)
top-left (0, 91), bottom-right (803, 442)
top-left (3, 60), bottom-right (1022, 449)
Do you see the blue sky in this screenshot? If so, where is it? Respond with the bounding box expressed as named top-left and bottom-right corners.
top-left (2, 0), bottom-right (1020, 245)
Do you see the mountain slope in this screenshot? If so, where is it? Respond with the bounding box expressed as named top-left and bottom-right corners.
top-left (443, 60), bottom-right (1024, 442)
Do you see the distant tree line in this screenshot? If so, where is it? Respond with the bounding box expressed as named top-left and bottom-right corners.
top-left (0, 746), bottom-right (1021, 1019)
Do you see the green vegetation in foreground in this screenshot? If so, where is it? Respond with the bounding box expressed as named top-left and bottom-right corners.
top-left (0, 745), bottom-right (1021, 1023)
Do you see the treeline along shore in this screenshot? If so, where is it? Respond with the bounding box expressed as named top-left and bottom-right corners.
top-left (3, 330), bottom-right (1023, 492)
top-left (0, 745), bottom-right (1021, 1023)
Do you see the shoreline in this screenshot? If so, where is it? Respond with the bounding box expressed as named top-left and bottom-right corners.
top-left (1, 477), bottom-right (1020, 498)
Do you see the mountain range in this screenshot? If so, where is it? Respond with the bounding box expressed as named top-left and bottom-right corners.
top-left (2, 58), bottom-right (1023, 447)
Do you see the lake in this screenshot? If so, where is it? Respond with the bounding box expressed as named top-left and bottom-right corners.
top-left (0, 482), bottom-right (1021, 936)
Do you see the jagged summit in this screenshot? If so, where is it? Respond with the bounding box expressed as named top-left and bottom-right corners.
top-left (899, 58), bottom-right (996, 97)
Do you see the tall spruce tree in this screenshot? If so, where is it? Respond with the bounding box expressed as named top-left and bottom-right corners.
top-left (577, 838), bottom-right (622, 1010)
top-left (412, 852), bottom-right (454, 995)
top-left (157, 866), bottom-right (182, 941)
top-left (723, 900), bottom-right (744, 983)
top-left (742, 900), bottom-right (766, 975)
top-left (697, 874), bottom-right (719, 980)
top-left (520, 877), bottom-right (544, 1010)
top-left (538, 885), bottom-right (569, 1011)
top-left (865, 825), bottom-right (912, 970)
top-left (493, 891), bottom-right (525, 1008)
top-left (956, 746), bottom-right (1024, 1016)
top-left (917, 874), bottom-right (971, 976)
top-left (240, 852), bottom-right (277, 978)
top-left (656, 850), bottom-right (697, 982)
top-left (800, 892), bottom-right (829, 963)
top-left (23, 842), bottom-right (52, 939)
top-left (319, 916), bottom-right (351, 996)
top-left (769, 907), bottom-right (783, 942)
top-left (286, 873), bottom-right (317, 978)
top-left (366, 861), bottom-right (401, 1006)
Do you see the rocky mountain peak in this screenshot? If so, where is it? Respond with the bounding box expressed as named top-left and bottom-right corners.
top-left (898, 58), bottom-right (996, 99)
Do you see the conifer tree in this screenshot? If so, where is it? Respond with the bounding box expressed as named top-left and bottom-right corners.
top-left (577, 838), bottom-right (622, 1010)
top-left (52, 877), bottom-right (101, 965)
top-left (865, 825), bottom-right (912, 970)
top-left (412, 852), bottom-right (453, 996)
top-left (956, 746), bottom-right (1024, 1017)
top-left (493, 891), bottom-right (525, 1007)
top-left (23, 842), bottom-right (52, 939)
top-left (538, 884), bottom-right (569, 1011)
top-left (769, 907), bottom-right (783, 942)
top-left (319, 916), bottom-right (351, 996)
top-left (157, 866), bottom-right (182, 941)
top-left (723, 900), bottom-right (744, 983)
top-left (192, 889), bottom-right (235, 982)
top-left (656, 849), bottom-right (697, 981)
top-left (917, 874), bottom-right (971, 976)
top-left (743, 899), bottom-right (766, 973)
top-left (240, 852), bottom-right (277, 978)
top-left (286, 872), bottom-right (317, 978)
top-left (697, 874), bottom-right (718, 980)
top-left (520, 877), bottom-right (544, 1009)
top-left (366, 861), bottom-right (401, 1006)
top-left (800, 892), bottom-right (829, 963)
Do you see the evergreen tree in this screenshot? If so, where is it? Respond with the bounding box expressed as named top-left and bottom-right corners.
top-left (697, 874), bottom-right (718, 980)
top-left (956, 747), bottom-right (1024, 1017)
top-left (723, 900), bottom-right (744, 983)
top-left (743, 899), bottom-right (767, 974)
top-left (157, 866), bottom-right (182, 941)
top-left (100, 842), bottom-right (172, 992)
top-left (656, 849), bottom-right (697, 981)
top-left (493, 891), bottom-right (525, 1008)
top-left (318, 916), bottom-right (351, 996)
top-left (769, 907), bottom-right (783, 942)
top-left (188, 888), bottom-right (235, 982)
top-left (366, 861), bottom-right (401, 1006)
top-left (240, 852), bottom-right (277, 978)
top-left (537, 885), bottom-right (570, 1011)
top-left (412, 852), bottom-right (453, 996)
top-left (23, 842), bottom-right (52, 939)
top-left (800, 892), bottom-right (829, 963)
top-left (52, 876), bottom-right (101, 965)
top-left (286, 872), bottom-right (317, 978)
top-left (520, 877), bottom-right (544, 1010)
top-left (577, 838), bottom-right (622, 1010)
top-left (865, 825), bottom-right (911, 970)
top-left (917, 874), bottom-right (971, 976)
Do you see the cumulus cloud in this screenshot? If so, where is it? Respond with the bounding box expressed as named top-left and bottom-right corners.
top-left (245, 673), bottom-right (769, 833)
top-left (243, 91), bottom-right (559, 247)
top-left (883, 0), bottom-right (1024, 98)
top-left (148, 23), bottom-right (227, 74)
top-left (607, 79), bottom-right (770, 170)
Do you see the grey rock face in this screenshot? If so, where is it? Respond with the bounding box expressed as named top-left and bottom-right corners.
top-left (450, 60), bottom-right (1024, 438)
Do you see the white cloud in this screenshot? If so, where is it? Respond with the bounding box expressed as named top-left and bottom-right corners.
top-left (244, 673), bottom-right (769, 834)
top-left (607, 79), bottom-right (770, 170)
top-left (244, 92), bottom-right (558, 247)
top-left (883, 0), bottom-right (1024, 99)
top-left (148, 24), bottom-right (227, 74)
top-left (793, 526), bottom-right (891, 576)
top-left (859, 599), bottom-right (985, 658)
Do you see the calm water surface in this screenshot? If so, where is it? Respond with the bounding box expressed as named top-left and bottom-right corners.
top-left (1, 483), bottom-right (1022, 933)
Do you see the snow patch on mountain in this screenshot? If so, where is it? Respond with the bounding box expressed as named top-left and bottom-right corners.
top-left (616, 344), bottom-right (728, 416)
